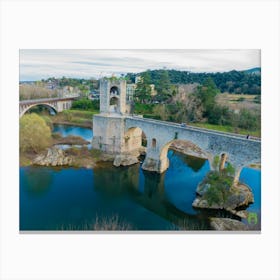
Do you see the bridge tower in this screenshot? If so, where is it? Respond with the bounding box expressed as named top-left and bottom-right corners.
top-left (92, 78), bottom-right (128, 154)
top-left (99, 78), bottom-right (127, 115)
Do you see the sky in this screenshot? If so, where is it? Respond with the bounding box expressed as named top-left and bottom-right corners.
top-left (19, 49), bottom-right (261, 81)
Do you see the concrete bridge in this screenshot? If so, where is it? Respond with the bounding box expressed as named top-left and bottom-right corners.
top-left (92, 79), bottom-right (261, 184)
top-left (19, 95), bottom-right (79, 117)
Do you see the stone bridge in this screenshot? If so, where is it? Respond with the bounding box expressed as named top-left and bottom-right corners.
top-left (126, 116), bottom-right (260, 181)
top-left (19, 95), bottom-right (79, 118)
top-left (92, 114), bottom-right (261, 184)
top-left (92, 78), bottom-right (261, 184)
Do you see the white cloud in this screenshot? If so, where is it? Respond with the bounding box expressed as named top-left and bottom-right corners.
top-left (19, 49), bottom-right (260, 81)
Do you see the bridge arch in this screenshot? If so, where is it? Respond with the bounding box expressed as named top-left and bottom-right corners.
top-left (232, 158), bottom-right (261, 185)
top-left (124, 126), bottom-right (147, 152)
top-left (20, 103), bottom-right (57, 118)
top-left (159, 139), bottom-right (211, 170)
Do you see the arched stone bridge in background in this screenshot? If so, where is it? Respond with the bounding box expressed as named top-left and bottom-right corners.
top-left (19, 95), bottom-right (79, 118)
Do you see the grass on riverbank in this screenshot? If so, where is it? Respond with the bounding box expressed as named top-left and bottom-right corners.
top-left (20, 146), bottom-right (104, 168)
top-left (59, 215), bottom-right (133, 231)
top-left (50, 109), bottom-right (98, 128)
top-left (65, 146), bottom-right (102, 168)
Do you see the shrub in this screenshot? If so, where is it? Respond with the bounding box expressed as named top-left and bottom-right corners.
top-left (204, 185), bottom-right (223, 206)
top-left (202, 171), bottom-right (234, 206)
top-left (212, 155), bottom-right (220, 171)
top-left (238, 108), bottom-right (260, 130)
top-left (41, 115), bottom-right (53, 130)
top-left (63, 111), bottom-right (73, 121)
top-left (224, 162), bottom-right (235, 176)
top-left (71, 98), bottom-right (99, 111)
top-left (20, 113), bottom-right (52, 153)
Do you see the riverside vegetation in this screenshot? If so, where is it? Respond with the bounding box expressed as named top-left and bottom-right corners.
top-left (191, 155), bottom-right (254, 229)
top-left (132, 76), bottom-right (260, 137)
top-left (19, 113), bottom-right (104, 168)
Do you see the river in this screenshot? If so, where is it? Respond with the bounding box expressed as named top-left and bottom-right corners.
top-left (20, 124), bottom-right (261, 231)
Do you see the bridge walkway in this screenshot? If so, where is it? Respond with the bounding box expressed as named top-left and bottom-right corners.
top-left (127, 116), bottom-right (261, 142)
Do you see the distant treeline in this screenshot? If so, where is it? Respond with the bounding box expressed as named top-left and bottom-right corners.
top-left (126, 68), bottom-right (261, 95)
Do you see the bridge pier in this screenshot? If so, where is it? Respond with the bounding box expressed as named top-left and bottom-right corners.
top-left (233, 167), bottom-right (242, 186)
top-left (142, 156), bottom-right (169, 173)
top-left (92, 114), bottom-right (126, 154)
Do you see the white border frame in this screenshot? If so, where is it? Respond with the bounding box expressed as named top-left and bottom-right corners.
top-left (1, 1), bottom-right (280, 279)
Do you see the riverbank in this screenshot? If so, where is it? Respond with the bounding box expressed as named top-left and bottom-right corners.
top-left (52, 120), bottom-right (92, 128)
top-left (20, 145), bottom-right (115, 168)
top-left (49, 109), bottom-right (97, 128)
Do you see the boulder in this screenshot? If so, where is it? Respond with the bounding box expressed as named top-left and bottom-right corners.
top-left (192, 197), bottom-right (222, 209)
top-left (33, 147), bottom-right (72, 166)
top-left (226, 209), bottom-right (249, 219)
top-left (210, 218), bottom-right (249, 231)
top-left (224, 184), bottom-right (254, 209)
top-left (113, 154), bottom-right (139, 167)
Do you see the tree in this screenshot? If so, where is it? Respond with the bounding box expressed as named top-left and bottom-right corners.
top-left (134, 71), bottom-right (152, 103)
top-left (238, 108), bottom-right (259, 130)
top-left (71, 98), bottom-right (98, 110)
top-left (20, 113), bottom-right (52, 153)
top-left (155, 70), bottom-right (172, 102)
top-left (196, 77), bottom-right (219, 117)
top-left (208, 105), bottom-right (232, 125)
top-left (152, 104), bottom-right (169, 121)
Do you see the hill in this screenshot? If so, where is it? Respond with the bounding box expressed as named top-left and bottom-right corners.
top-left (244, 67), bottom-right (261, 75)
top-left (126, 68), bottom-right (261, 95)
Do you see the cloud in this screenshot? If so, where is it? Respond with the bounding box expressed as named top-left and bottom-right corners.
top-left (19, 49), bottom-right (260, 81)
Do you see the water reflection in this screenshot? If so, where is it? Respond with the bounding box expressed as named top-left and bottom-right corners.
top-left (53, 124), bottom-right (92, 142)
top-left (92, 161), bottom-right (210, 230)
top-left (21, 167), bottom-right (54, 196)
top-left (143, 170), bottom-right (165, 198)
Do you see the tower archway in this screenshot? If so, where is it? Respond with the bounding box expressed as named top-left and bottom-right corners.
top-left (109, 96), bottom-right (119, 113)
top-left (110, 86), bottom-right (119, 96)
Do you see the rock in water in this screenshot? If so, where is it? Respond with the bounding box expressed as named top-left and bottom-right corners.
top-left (210, 218), bottom-right (249, 231)
top-left (113, 154), bottom-right (139, 167)
top-left (193, 181), bottom-right (254, 210)
top-left (33, 147), bottom-right (72, 166)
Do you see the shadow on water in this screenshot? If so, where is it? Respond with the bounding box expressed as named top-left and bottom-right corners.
top-left (92, 162), bottom-right (211, 230)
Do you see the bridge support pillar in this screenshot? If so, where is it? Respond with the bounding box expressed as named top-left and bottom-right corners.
top-left (142, 156), bottom-right (169, 173)
top-left (219, 153), bottom-right (227, 172)
top-left (92, 114), bottom-right (126, 154)
top-left (233, 167), bottom-right (242, 186)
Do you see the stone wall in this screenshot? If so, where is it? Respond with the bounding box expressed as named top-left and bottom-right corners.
top-left (125, 117), bottom-right (261, 173)
top-left (92, 114), bottom-right (125, 154)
